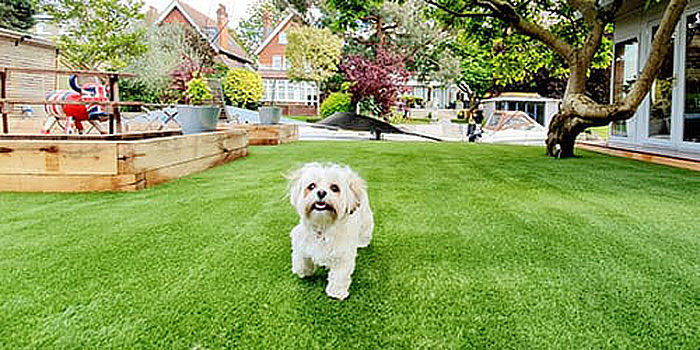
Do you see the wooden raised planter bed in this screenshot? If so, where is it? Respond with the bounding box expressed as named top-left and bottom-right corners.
top-left (0, 130), bottom-right (248, 192)
top-left (231, 124), bottom-right (298, 145)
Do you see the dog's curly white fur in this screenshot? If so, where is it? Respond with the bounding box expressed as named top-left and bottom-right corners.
top-left (287, 163), bottom-right (374, 300)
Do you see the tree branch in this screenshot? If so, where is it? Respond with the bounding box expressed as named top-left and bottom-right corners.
top-left (426, 0), bottom-right (575, 63)
top-left (423, 1), bottom-right (493, 18)
top-left (620, 0), bottom-right (688, 113)
top-left (567, 0), bottom-right (688, 122)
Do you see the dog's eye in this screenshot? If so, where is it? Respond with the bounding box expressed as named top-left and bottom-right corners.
top-left (307, 183), bottom-right (316, 191)
top-left (330, 184), bottom-right (340, 193)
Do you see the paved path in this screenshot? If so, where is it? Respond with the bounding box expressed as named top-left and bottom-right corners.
top-left (297, 125), bottom-right (436, 142)
top-left (292, 120), bottom-right (470, 142)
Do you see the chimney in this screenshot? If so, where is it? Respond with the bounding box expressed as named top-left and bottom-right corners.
top-left (216, 4), bottom-right (228, 50)
top-left (262, 9), bottom-right (271, 41)
top-left (145, 6), bottom-right (159, 25)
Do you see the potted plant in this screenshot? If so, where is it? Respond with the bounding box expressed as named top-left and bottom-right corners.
top-left (176, 74), bottom-right (220, 134)
top-left (259, 80), bottom-right (281, 125)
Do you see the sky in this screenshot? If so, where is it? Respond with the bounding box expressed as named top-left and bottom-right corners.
top-left (142, 0), bottom-right (257, 28)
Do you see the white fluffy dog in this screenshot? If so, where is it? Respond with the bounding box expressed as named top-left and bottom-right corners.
top-left (287, 163), bottom-right (374, 300)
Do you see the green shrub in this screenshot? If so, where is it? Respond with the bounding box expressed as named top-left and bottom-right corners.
top-left (186, 77), bottom-right (214, 105)
top-left (223, 68), bottom-right (263, 109)
top-left (320, 92), bottom-right (352, 118)
top-left (398, 95), bottom-right (424, 108)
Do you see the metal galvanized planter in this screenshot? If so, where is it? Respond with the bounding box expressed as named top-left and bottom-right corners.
top-left (259, 106), bottom-right (282, 125)
top-left (176, 105), bottom-right (221, 134)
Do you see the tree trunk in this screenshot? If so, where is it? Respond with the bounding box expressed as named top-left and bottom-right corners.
top-left (546, 95), bottom-right (616, 158)
top-left (545, 112), bottom-right (585, 158)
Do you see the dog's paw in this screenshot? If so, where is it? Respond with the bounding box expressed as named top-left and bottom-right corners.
top-left (292, 266), bottom-right (314, 278)
top-left (325, 284), bottom-right (349, 300)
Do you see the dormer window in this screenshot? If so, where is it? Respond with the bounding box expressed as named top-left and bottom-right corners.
top-left (279, 32), bottom-right (287, 44)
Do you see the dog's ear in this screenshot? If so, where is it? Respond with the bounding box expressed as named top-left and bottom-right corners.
top-left (347, 169), bottom-right (367, 214)
top-left (285, 167), bottom-right (303, 206)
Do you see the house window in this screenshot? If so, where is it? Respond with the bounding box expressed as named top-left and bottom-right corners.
top-left (272, 55), bottom-right (283, 70)
top-left (684, 12), bottom-right (700, 143)
top-left (293, 82), bottom-right (301, 101)
top-left (611, 38), bottom-right (639, 137)
top-left (277, 80), bottom-right (287, 100)
top-left (263, 80), bottom-right (274, 101)
top-left (287, 81), bottom-right (296, 101)
top-left (279, 32), bottom-right (287, 44)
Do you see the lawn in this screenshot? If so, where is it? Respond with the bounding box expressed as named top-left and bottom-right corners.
top-left (587, 125), bottom-right (610, 141)
top-left (1, 142), bottom-right (698, 348)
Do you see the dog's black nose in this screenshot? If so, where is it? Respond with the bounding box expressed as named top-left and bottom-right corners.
top-left (317, 189), bottom-right (327, 199)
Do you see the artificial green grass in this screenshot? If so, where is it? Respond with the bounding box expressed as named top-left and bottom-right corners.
top-left (587, 125), bottom-right (610, 141)
top-left (1, 142), bottom-right (698, 349)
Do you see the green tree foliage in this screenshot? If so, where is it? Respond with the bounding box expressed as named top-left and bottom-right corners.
top-left (223, 68), bottom-right (264, 109)
top-left (286, 26), bottom-right (343, 84)
top-left (235, 0), bottom-right (286, 58)
top-left (38, 0), bottom-right (146, 70)
top-left (319, 92), bottom-right (352, 118)
top-left (0, 0), bottom-right (35, 31)
top-left (321, 0), bottom-right (462, 91)
top-left (381, 0), bottom-right (461, 85)
top-left (323, 0), bottom-right (383, 31)
top-left (430, 3), bottom-right (612, 100)
top-left (449, 31), bottom-right (492, 101)
top-left (120, 25), bottom-right (214, 104)
top-left (427, 0), bottom-right (685, 157)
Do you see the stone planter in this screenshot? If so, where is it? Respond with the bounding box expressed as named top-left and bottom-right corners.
top-left (259, 106), bottom-right (282, 125)
top-left (176, 105), bottom-right (221, 134)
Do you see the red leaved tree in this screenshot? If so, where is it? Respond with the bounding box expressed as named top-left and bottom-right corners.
top-left (340, 48), bottom-right (411, 117)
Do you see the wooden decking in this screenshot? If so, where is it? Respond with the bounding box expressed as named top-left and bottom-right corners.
top-left (577, 141), bottom-right (700, 172)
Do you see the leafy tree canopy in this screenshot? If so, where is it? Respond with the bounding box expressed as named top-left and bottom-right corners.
top-left (121, 24), bottom-right (214, 104)
top-left (235, 0), bottom-right (287, 58)
top-left (286, 25), bottom-right (343, 84)
top-left (427, 0), bottom-right (686, 157)
top-left (0, 0), bottom-right (36, 31)
top-left (38, 0), bottom-right (146, 70)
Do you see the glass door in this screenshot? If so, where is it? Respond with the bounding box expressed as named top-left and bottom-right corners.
top-left (648, 25), bottom-right (675, 141)
top-left (683, 11), bottom-right (700, 144)
top-left (611, 38), bottom-right (639, 138)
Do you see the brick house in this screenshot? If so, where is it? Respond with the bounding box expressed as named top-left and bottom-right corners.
top-left (0, 27), bottom-right (58, 118)
top-left (255, 13), bottom-right (318, 116)
top-left (156, 0), bottom-right (252, 68)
